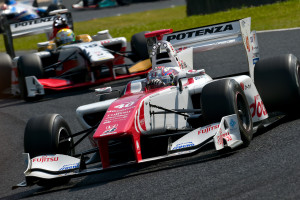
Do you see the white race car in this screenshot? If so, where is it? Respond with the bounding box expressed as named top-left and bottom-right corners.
top-left (13, 17), bottom-right (300, 189)
top-left (0, 0), bottom-right (65, 27)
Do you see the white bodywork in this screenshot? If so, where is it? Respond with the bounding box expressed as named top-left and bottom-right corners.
top-left (171, 115), bottom-right (243, 151)
top-left (23, 154), bottom-right (80, 179)
top-left (77, 17), bottom-right (265, 147)
top-left (11, 29), bottom-right (127, 96)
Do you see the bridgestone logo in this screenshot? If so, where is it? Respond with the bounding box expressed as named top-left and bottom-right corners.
top-left (13, 16), bottom-right (57, 28)
top-left (166, 24), bottom-right (233, 41)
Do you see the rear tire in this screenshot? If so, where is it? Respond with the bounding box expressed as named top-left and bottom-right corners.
top-left (130, 31), bottom-right (149, 62)
top-left (17, 54), bottom-right (44, 101)
top-left (0, 53), bottom-right (12, 96)
top-left (201, 79), bottom-right (253, 146)
top-left (24, 114), bottom-right (74, 187)
top-left (254, 54), bottom-right (300, 113)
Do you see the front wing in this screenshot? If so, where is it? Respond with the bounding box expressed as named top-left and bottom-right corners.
top-left (13, 114), bottom-right (243, 189)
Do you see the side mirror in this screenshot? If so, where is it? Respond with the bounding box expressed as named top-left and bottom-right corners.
top-left (95, 87), bottom-right (122, 101)
top-left (95, 87), bottom-right (112, 95)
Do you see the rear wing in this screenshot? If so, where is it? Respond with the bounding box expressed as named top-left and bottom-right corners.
top-left (145, 18), bottom-right (259, 80)
top-left (0, 9), bottom-right (73, 58)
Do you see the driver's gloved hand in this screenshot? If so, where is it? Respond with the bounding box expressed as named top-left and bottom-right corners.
top-left (149, 79), bottom-right (165, 86)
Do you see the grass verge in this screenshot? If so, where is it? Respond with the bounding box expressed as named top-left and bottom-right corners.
top-left (1, 0), bottom-right (300, 52)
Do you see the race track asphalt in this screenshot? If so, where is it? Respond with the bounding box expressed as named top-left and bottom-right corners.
top-left (0, 25), bottom-right (300, 200)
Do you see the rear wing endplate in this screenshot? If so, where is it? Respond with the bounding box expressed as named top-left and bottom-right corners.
top-left (0, 9), bottom-right (73, 58)
top-left (146, 18), bottom-right (259, 80)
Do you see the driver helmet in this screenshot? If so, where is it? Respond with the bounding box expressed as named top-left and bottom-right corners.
top-left (147, 66), bottom-right (178, 88)
top-left (55, 28), bottom-right (75, 47)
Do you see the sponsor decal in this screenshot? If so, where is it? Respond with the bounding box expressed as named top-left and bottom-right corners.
top-left (246, 36), bottom-right (250, 52)
top-left (173, 142), bottom-right (195, 150)
top-left (83, 43), bottom-right (98, 49)
top-left (217, 132), bottom-right (232, 145)
top-left (166, 24), bottom-right (234, 42)
top-left (114, 101), bottom-right (134, 109)
top-left (198, 124), bottom-right (219, 135)
top-left (250, 95), bottom-right (267, 118)
top-left (32, 156), bottom-right (59, 163)
top-left (253, 57), bottom-right (259, 65)
top-left (176, 47), bottom-right (187, 53)
top-left (240, 82), bottom-right (251, 90)
top-left (101, 40), bottom-right (111, 45)
top-left (59, 163), bottom-right (80, 171)
top-left (12, 16), bottom-right (57, 29)
top-left (230, 119), bottom-right (236, 128)
top-left (105, 110), bottom-right (132, 122)
top-left (103, 124), bottom-right (118, 134)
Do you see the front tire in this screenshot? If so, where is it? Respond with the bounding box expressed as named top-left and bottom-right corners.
top-left (24, 114), bottom-right (74, 158)
top-left (24, 114), bottom-right (74, 187)
top-left (201, 79), bottom-right (253, 146)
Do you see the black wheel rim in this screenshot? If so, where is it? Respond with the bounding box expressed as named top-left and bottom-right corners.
top-left (236, 93), bottom-right (250, 130)
top-left (296, 63), bottom-right (300, 87)
top-left (58, 127), bottom-right (73, 155)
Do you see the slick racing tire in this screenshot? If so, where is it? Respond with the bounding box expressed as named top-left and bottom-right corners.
top-left (24, 114), bottom-right (74, 158)
top-left (24, 114), bottom-right (74, 187)
top-left (130, 31), bottom-right (150, 62)
top-left (201, 79), bottom-right (253, 147)
top-left (116, 0), bottom-right (132, 5)
top-left (17, 54), bottom-right (44, 101)
top-left (0, 53), bottom-right (12, 96)
top-left (254, 54), bottom-right (300, 113)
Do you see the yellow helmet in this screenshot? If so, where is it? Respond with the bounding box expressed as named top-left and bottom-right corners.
top-left (55, 28), bottom-right (75, 46)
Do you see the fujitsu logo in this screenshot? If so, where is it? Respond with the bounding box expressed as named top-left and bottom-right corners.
top-left (32, 156), bottom-right (59, 163)
top-left (166, 24), bottom-right (233, 42)
top-left (198, 124), bottom-right (219, 135)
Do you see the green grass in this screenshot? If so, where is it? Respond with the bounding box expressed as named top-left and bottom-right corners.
top-left (1, 0), bottom-right (300, 52)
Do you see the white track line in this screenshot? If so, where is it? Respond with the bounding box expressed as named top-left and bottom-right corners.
top-left (257, 27), bottom-right (300, 33)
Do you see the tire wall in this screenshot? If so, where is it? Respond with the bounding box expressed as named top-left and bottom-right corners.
top-left (186, 0), bottom-right (287, 16)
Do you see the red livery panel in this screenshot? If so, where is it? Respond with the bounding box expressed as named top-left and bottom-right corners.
top-left (93, 87), bottom-right (169, 168)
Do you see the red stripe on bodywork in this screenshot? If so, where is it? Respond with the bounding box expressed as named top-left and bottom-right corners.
top-left (139, 102), bottom-right (146, 131)
top-left (93, 86), bottom-right (171, 168)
